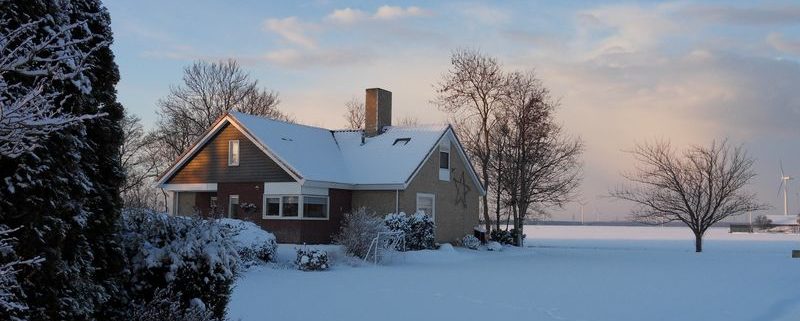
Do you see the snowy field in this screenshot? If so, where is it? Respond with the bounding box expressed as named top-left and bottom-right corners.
top-left (229, 225), bottom-right (800, 321)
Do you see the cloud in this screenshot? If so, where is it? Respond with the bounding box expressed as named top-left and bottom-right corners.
top-left (326, 6), bottom-right (429, 24)
top-left (263, 17), bottom-right (318, 49)
top-left (326, 8), bottom-right (368, 24)
top-left (459, 3), bottom-right (510, 25)
top-left (261, 48), bottom-right (371, 68)
top-left (680, 4), bottom-right (800, 25)
top-left (373, 5), bottom-right (427, 20)
top-left (767, 32), bottom-right (800, 55)
top-left (575, 5), bottom-right (680, 60)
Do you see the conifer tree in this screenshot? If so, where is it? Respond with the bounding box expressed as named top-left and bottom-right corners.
top-left (0, 1), bottom-right (125, 319)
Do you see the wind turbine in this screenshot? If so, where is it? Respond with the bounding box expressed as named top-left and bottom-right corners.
top-left (778, 161), bottom-right (793, 216)
top-left (578, 200), bottom-right (588, 225)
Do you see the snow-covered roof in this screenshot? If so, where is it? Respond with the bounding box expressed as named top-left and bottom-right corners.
top-left (227, 111), bottom-right (454, 187)
top-left (334, 125), bottom-right (448, 185)
top-left (231, 112), bottom-right (350, 183)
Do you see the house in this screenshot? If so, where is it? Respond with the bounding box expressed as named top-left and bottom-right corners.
top-left (156, 88), bottom-right (485, 244)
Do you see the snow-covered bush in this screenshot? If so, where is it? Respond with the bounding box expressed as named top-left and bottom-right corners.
top-left (333, 207), bottom-right (388, 258)
top-left (128, 287), bottom-right (215, 321)
top-left (461, 235), bottom-right (481, 250)
top-left (384, 212), bottom-right (436, 251)
top-left (120, 209), bottom-right (239, 319)
top-left (486, 241), bottom-right (503, 251)
top-left (295, 248), bottom-right (329, 271)
top-left (384, 212), bottom-right (410, 233)
top-left (491, 228), bottom-right (526, 245)
top-left (219, 218), bottom-right (277, 268)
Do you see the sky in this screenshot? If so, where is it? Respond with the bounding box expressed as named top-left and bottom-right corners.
top-left (105, 0), bottom-right (800, 221)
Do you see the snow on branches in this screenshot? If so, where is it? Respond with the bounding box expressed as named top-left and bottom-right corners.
top-left (0, 226), bottom-right (43, 319)
top-left (0, 15), bottom-right (104, 159)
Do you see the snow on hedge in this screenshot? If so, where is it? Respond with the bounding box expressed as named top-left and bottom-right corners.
top-left (218, 218), bottom-right (278, 267)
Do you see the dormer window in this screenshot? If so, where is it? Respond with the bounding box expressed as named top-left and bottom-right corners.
top-left (228, 140), bottom-right (240, 166)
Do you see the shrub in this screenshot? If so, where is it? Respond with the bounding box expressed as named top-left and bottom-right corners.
top-left (120, 210), bottom-right (239, 320)
top-left (128, 287), bottom-right (215, 321)
top-left (384, 212), bottom-right (410, 233)
top-left (384, 211), bottom-right (436, 251)
top-left (461, 235), bottom-right (481, 250)
top-left (333, 207), bottom-right (388, 258)
top-left (491, 228), bottom-right (526, 245)
top-left (486, 241), bottom-right (503, 251)
top-left (753, 215), bottom-right (772, 230)
top-left (295, 248), bottom-right (329, 271)
top-left (219, 218), bottom-right (277, 268)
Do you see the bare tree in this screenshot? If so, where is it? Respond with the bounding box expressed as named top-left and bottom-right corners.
top-left (752, 215), bottom-right (772, 231)
top-left (397, 115), bottom-right (420, 126)
top-left (342, 97), bottom-right (365, 129)
top-left (119, 112), bottom-right (163, 210)
top-left (153, 59), bottom-right (290, 160)
top-left (0, 18), bottom-right (104, 159)
top-left (496, 71), bottom-right (583, 245)
top-left (611, 140), bottom-right (767, 252)
top-left (434, 48), bottom-right (506, 234)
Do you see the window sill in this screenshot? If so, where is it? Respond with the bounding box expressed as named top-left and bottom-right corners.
top-left (262, 216), bottom-right (329, 221)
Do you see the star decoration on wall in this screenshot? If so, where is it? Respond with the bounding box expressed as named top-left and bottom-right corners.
top-left (453, 168), bottom-right (471, 209)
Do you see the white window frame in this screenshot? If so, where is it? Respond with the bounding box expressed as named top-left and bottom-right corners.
top-left (262, 194), bottom-right (329, 220)
top-left (228, 195), bottom-right (239, 218)
top-left (228, 140), bottom-right (240, 166)
top-left (439, 142), bottom-right (450, 181)
top-left (416, 193), bottom-right (435, 219)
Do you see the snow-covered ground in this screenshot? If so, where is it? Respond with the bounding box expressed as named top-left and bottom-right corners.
top-left (229, 225), bottom-right (800, 321)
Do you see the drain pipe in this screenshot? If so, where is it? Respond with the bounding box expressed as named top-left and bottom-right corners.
top-left (395, 189), bottom-right (399, 214)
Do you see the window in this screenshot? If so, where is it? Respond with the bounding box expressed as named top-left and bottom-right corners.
top-left (282, 196), bottom-right (299, 217)
top-left (228, 140), bottom-right (240, 166)
top-left (416, 193), bottom-right (435, 219)
top-left (439, 151), bottom-right (449, 169)
top-left (265, 197), bottom-right (280, 217)
top-left (439, 149), bottom-right (450, 181)
top-left (262, 195), bottom-right (329, 219)
top-left (303, 196), bottom-right (328, 218)
top-left (393, 138), bottom-right (411, 146)
top-left (228, 195), bottom-right (239, 218)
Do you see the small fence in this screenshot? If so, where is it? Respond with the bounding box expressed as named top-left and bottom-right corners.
top-left (364, 231), bottom-right (405, 264)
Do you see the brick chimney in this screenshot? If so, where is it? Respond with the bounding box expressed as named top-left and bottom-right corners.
top-left (364, 88), bottom-right (391, 137)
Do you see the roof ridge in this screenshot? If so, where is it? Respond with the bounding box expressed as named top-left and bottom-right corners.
top-left (229, 111), bottom-right (332, 132)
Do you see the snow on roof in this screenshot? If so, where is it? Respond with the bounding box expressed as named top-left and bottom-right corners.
top-left (334, 125), bottom-right (448, 185)
top-left (229, 111), bottom-right (448, 186)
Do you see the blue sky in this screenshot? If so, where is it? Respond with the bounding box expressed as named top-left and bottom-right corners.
top-left (106, 0), bottom-right (800, 220)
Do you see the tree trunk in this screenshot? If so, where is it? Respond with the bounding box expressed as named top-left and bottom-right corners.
top-left (494, 179), bottom-right (501, 231)
top-left (481, 163), bottom-right (491, 235)
top-left (694, 233), bottom-right (703, 252)
top-left (482, 123), bottom-right (492, 236)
